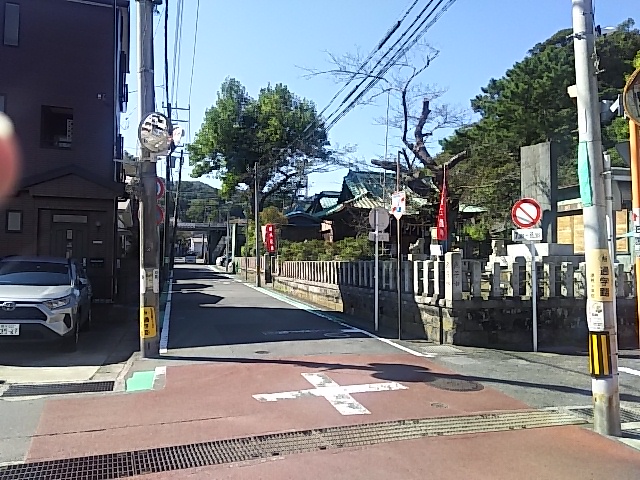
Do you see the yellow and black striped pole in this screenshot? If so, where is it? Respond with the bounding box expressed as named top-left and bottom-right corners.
top-left (588, 332), bottom-right (612, 378)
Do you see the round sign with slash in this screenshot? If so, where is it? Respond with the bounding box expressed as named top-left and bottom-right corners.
top-left (511, 198), bottom-right (542, 229)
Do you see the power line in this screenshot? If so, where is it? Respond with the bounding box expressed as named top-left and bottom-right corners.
top-left (170, 0), bottom-right (184, 104)
top-left (187, 0), bottom-right (201, 107)
top-left (326, 0), bottom-right (458, 131)
top-left (311, 0), bottom-right (421, 127)
top-left (187, 0), bottom-right (201, 144)
top-left (324, 0), bottom-right (442, 129)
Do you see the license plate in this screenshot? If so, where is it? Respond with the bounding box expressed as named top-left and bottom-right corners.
top-left (0, 324), bottom-right (19, 336)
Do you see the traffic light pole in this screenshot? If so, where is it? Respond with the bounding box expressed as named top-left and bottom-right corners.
top-left (137, 0), bottom-right (160, 358)
top-left (572, 0), bottom-right (620, 435)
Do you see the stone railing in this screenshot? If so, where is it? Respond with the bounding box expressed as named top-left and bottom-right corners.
top-left (276, 253), bottom-right (636, 301)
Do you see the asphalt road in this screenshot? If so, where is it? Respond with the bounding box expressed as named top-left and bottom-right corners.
top-left (1, 264), bottom-right (639, 475)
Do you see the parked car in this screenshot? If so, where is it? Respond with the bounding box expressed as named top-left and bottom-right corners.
top-left (0, 256), bottom-right (93, 351)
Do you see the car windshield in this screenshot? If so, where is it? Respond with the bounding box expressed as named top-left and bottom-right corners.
top-left (0, 261), bottom-right (70, 286)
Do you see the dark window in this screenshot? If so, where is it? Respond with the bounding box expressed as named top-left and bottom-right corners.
top-left (3, 3), bottom-right (19, 47)
top-left (41, 106), bottom-right (73, 149)
top-left (0, 261), bottom-right (71, 286)
top-left (0, 94), bottom-right (5, 113)
top-left (5, 210), bottom-right (21, 232)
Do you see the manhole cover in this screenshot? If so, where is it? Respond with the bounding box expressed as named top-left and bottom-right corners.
top-left (1, 381), bottom-right (115, 398)
top-left (426, 377), bottom-right (484, 392)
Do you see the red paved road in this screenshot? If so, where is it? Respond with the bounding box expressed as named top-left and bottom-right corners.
top-left (24, 353), bottom-right (640, 478)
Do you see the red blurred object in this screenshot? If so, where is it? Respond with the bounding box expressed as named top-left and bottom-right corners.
top-left (264, 223), bottom-right (277, 254)
top-left (0, 113), bottom-right (20, 207)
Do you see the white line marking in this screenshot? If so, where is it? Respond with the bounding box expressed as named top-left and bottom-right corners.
top-left (253, 372), bottom-right (407, 415)
top-left (153, 366), bottom-right (167, 388)
top-left (619, 366), bottom-right (640, 377)
top-left (159, 272), bottom-right (174, 354)
top-left (240, 280), bottom-right (435, 358)
top-left (261, 328), bottom-right (359, 336)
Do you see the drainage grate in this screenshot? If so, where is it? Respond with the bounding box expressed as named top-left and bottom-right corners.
top-left (1, 381), bottom-right (115, 398)
top-left (0, 409), bottom-right (585, 480)
top-left (426, 377), bottom-right (484, 392)
top-left (566, 406), bottom-right (640, 424)
top-left (419, 345), bottom-right (463, 355)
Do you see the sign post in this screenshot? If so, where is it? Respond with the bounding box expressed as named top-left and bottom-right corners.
top-left (369, 207), bottom-right (390, 332)
top-left (511, 198), bottom-right (542, 352)
top-left (391, 191), bottom-right (405, 340)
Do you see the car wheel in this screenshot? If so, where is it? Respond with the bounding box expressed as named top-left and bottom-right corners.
top-left (61, 321), bottom-right (79, 352)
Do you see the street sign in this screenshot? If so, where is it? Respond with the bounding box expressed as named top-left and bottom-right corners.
top-left (156, 177), bottom-right (165, 199)
top-left (512, 228), bottom-right (543, 242)
top-left (368, 232), bottom-right (390, 242)
top-left (138, 112), bottom-right (170, 154)
top-left (156, 205), bottom-right (164, 226)
top-left (623, 67), bottom-right (640, 126)
top-left (511, 198), bottom-right (542, 229)
top-left (368, 207), bottom-right (390, 231)
top-left (390, 191), bottom-right (406, 220)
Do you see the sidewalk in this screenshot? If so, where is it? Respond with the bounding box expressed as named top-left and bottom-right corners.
top-left (1, 264), bottom-right (639, 479)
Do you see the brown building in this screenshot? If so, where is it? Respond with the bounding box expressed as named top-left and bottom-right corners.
top-left (0, 0), bottom-right (130, 300)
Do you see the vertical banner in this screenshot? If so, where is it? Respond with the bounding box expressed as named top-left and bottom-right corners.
top-left (264, 223), bottom-right (277, 254)
top-left (436, 168), bottom-right (448, 241)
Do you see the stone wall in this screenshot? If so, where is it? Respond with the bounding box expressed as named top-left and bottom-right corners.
top-left (273, 277), bottom-right (639, 350)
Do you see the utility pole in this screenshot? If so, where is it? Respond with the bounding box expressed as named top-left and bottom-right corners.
top-left (571, 0), bottom-right (620, 436)
top-left (168, 150), bottom-right (184, 270)
top-left (137, 0), bottom-right (160, 358)
top-left (396, 150), bottom-right (402, 341)
top-left (255, 162), bottom-right (261, 287)
top-left (629, 120), bottom-right (640, 345)
top-left (163, 0), bottom-right (171, 283)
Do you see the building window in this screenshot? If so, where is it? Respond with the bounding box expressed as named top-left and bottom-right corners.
top-left (6, 210), bottom-right (22, 233)
top-left (0, 94), bottom-right (5, 113)
top-left (41, 106), bottom-right (74, 149)
top-left (3, 3), bottom-right (20, 47)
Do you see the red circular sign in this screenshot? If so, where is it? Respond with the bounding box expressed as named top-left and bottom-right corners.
top-left (156, 205), bottom-right (165, 226)
top-left (156, 177), bottom-right (165, 199)
top-left (511, 198), bottom-right (542, 229)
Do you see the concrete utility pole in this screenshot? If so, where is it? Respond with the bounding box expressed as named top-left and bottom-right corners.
top-left (137, 0), bottom-right (160, 358)
top-left (396, 150), bottom-right (402, 340)
top-left (571, 0), bottom-right (620, 435)
top-left (255, 162), bottom-right (261, 287)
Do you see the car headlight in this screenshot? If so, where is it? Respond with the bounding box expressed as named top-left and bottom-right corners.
top-left (44, 296), bottom-right (72, 310)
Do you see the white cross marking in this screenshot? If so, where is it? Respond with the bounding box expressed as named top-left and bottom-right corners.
top-left (253, 373), bottom-right (407, 415)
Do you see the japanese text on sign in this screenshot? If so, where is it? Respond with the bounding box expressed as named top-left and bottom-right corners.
top-left (263, 223), bottom-right (277, 254)
top-left (586, 249), bottom-right (614, 302)
top-left (140, 306), bottom-right (157, 338)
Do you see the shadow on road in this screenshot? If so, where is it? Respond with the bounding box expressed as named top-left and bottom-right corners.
top-left (158, 353), bottom-right (640, 404)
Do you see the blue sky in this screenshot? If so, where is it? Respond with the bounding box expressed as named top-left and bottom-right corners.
top-left (122, 0), bottom-right (636, 194)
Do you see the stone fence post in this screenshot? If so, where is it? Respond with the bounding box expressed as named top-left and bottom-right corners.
top-left (444, 252), bottom-right (462, 302)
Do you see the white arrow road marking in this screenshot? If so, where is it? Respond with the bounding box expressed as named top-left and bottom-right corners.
top-left (253, 372), bottom-right (407, 415)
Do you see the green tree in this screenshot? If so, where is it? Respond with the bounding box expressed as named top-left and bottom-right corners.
top-left (441, 19), bottom-right (640, 227)
top-left (188, 78), bottom-right (347, 215)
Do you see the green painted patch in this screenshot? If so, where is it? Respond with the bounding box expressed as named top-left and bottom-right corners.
top-left (126, 371), bottom-right (155, 392)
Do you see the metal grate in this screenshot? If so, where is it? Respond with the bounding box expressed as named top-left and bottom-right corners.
top-left (0, 409), bottom-right (585, 480)
top-left (566, 406), bottom-right (640, 424)
top-left (419, 345), bottom-right (463, 355)
top-left (1, 381), bottom-right (115, 398)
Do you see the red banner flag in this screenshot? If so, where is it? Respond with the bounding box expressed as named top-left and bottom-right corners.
top-left (264, 223), bottom-right (277, 253)
top-left (435, 169), bottom-right (448, 241)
